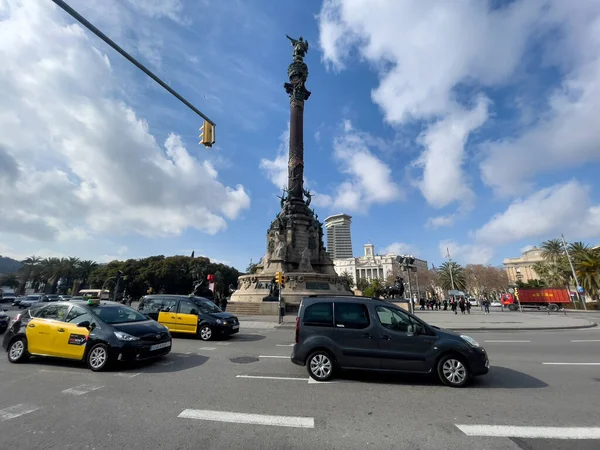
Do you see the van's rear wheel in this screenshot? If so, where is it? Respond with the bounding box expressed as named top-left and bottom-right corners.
top-left (307, 350), bottom-right (334, 382)
top-left (437, 354), bottom-right (470, 387)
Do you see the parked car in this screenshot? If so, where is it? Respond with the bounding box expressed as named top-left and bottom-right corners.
top-left (138, 295), bottom-right (239, 341)
top-left (0, 309), bottom-right (9, 334)
top-left (468, 298), bottom-right (479, 307)
top-left (18, 294), bottom-right (45, 309)
top-left (1, 293), bottom-right (16, 304)
top-left (291, 296), bottom-right (489, 387)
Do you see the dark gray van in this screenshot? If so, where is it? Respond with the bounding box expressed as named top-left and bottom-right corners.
top-left (291, 296), bottom-right (489, 387)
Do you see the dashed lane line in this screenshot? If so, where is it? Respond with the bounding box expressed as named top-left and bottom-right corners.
top-left (0, 404), bottom-right (41, 421)
top-left (178, 409), bottom-right (315, 428)
top-left (258, 355), bottom-right (289, 359)
top-left (484, 340), bottom-right (531, 343)
top-left (542, 362), bottom-right (600, 366)
top-left (236, 375), bottom-right (305, 381)
top-left (198, 347), bottom-right (216, 351)
top-left (113, 372), bottom-right (141, 378)
top-left (276, 344), bottom-right (294, 347)
top-left (571, 339), bottom-right (600, 342)
top-left (456, 424), bottom-right (600, 439)
top-left (61, 384), bottom-right (103, 396)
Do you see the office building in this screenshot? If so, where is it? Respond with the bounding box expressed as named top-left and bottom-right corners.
top-left (324, 213), bottom-right (353, 259)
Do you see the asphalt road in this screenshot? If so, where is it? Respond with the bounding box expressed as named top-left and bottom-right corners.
top-left (1, 316), bottom-right (599, 449)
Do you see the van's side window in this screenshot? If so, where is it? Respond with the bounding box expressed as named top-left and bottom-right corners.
top-left (334, 303), bottom-right (370, 329)
top-left (303, 302), bottom-right (333, 327)
top-left (375, 306), bottom-right (411, 333)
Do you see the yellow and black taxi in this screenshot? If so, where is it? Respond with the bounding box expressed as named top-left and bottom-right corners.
top-left (2, 299), bottom-right (172, 371)
top-left (138, 295), bottom-right (239, 341)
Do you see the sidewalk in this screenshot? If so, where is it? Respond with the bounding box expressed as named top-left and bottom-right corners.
top-left (237, 310), bottom-right (597, 331)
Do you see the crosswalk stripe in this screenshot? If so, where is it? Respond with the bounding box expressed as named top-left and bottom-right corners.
top-left (0, 404), bottom-right (41, 421)
top-left (456, 424), bottom-right (600, 439)
top-left (178, 409), bottom-right (314, 428)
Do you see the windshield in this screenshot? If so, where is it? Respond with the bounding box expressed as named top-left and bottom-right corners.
top-left (194, 298), bottom-right (221, 313)
top-left (90, 304), bottom-right (148, 324)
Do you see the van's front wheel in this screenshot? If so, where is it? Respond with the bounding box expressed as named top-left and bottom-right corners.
top-left (307, 350), bottom-right (334, 382)
top-left (437, 354), bottom-right (470, 387)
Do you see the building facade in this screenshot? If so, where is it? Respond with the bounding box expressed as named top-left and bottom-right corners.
top-left (324, 213), bottom-right (353, 259)
top-left (333, 243), bottom-right (428, 286)
top-left (503, 247), bottom-right (544, 284)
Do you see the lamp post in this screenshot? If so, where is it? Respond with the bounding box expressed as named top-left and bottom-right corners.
top-left (515, 268), bottom-right (524, 312)
top-left (396, 255), bottom-right (416, 302)
top-left (561, 233), bottom-right (586, 310)
top-left (446, 248), bottom-right (456, 290)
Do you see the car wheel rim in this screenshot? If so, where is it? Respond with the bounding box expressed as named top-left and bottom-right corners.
top-left (89, 347), bottom-right (106, 369)
top-left (200, 327), bottom-right (211, 340)
top-left (9, 341), bottom-right (24, 360)
top-left (442, 359), bottom-right (466, 384)
top-left (310, 354), bottom-right (332, 379)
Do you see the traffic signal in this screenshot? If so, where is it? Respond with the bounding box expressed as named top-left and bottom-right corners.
top-left (199, 121), bottom-right (215, 147)
top-left (514, 287), bottom-right (519, 299)
top-left (275, 271), bottom-right (283, 285)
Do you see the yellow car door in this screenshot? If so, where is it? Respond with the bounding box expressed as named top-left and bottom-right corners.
top-left (55, 305), bottom-right (93, 359)
top-left (25, 318), bottom-right (56, 355)
top-left (25, 304), bottom-right (71, 356)
top-left (157, 298), bottom-right (180, 332)
top-left (176, 300), bottom-right (199, 334)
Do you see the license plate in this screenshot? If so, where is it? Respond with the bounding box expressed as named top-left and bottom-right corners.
top-left (150, 341), bottom-right (171, 351)
top-left (232, 325), bottom-right (239, 330)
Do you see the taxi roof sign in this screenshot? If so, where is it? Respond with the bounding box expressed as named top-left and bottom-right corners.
top-left (87, 298), bottom-right (101, 306)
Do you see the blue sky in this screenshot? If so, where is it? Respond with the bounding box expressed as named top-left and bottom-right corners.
top-left (1, 0), bottom-right (600, 271)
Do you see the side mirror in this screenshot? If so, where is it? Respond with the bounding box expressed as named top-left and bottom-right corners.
top-left (77, 321), bottom-right (90, 329)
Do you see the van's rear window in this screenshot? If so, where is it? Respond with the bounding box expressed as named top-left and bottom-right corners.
top-left (303, 303), bottom-right (333, 327)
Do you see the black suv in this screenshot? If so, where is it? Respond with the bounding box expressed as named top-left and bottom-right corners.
top-left (291, 296), bottom-right (489, 387)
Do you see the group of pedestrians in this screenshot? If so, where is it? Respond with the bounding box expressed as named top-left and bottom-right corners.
top-left (417, 296), bottom-right (493, 315)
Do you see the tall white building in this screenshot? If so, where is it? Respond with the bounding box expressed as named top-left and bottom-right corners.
top-left (333, 243), bottom-right (428, 286)
top-left (324, 213), bottom-right (353, 259)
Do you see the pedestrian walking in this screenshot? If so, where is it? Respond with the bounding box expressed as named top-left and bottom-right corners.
top-left (451, 298), bottom-right (457, 315)
top-left (443, 299), bottom-right (448, 311)
top-left (420, 298), bottom-right (425, 310)
top-left (459, 298), bottom-right (466, 314)
top-left (483, 299), bottom-right (490, 314)
top-left (466, 300), bottom-right (471, 315)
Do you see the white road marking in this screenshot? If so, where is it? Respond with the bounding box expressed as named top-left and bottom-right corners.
top-left (114, 372), bottom-right (141, 378)
top-left (276, 344), bottom-right (294, 347)
top-left (39, 369), bottom-right (80, 375)
top-left (456, 424), bottom-right (600, 439)
top-left (308, 377), bottom-right (335, 384)
top-left (216, 342), bottom-right (231, 346)
top-left (0, 404), bottom-right (41, 421)
top-left (484, 340), bottom-right (531, 343)
top-left (236, 375), bottom-right (305, 381)
top-left (61, 384), bottom-right (103, 396)
top-left (178, 409), bottom-right (314, 428)
top-left (571, 339), bottom-right (600, 342)
top-left (258, 355), bottom-right (289, 359)
top-left (542, 362), bottom-right (600, 366)
top-left (198, 347), bottom-right (216, 351)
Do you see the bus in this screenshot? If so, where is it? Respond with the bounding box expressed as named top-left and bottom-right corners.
top-left (78, 289), bottom-right (110, 300)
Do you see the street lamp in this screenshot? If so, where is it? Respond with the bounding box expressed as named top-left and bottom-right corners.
top-left (396, 255), bottom-right (416, 301)
top-left (561, 233), bottom-right (587, 311)
top-left (515, 268), bottom-right (524, 312)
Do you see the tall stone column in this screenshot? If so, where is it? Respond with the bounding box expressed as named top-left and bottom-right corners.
top-left (285, 58), bottom-right (311, 201)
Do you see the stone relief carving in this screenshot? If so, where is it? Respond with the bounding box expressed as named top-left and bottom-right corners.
top-left (299, 247), bottom-right (313, 272)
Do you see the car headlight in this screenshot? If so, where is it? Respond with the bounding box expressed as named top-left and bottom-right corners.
top-left (216, 319), bottom-right (225, 325)
top-left (114, 331), bottom-right (139, 341)
top-left (460, 335), bottom-right (480, 348)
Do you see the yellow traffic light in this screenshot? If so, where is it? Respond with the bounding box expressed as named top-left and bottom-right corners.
top-left (199, 121), bottom-right (215, 147)
top-left (275, 271), bottom-right (283, 285)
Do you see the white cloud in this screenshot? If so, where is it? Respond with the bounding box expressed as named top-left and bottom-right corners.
top-left (415, 97), bottom-right (488, 209)
top-left (475, 180), bottom-right (600, 245)
top-left (259, 126), bottom-right (289, 191)
top-left (520, 245), bottom-right (535, 253)
top-left (439, 240), bottom-right (494, 265)
top-left (0, 1), bottom-right (249, 244)
top-left (426, 214), bottom-right (456, 229)
top-left (331, 121), bottom-right (402, 212)
top-left (381, 242), bottom-right (418, 256)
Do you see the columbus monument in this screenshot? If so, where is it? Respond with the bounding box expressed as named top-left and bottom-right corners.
top-left (229, 35), bottom-right (352, 313)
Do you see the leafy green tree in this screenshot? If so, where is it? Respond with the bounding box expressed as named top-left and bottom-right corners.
top-left (0, 273), bottom-right (20, 288)
top-left (338, 271), bottom-right (355, 290)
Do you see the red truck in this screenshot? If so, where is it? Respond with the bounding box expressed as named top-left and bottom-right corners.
top-left (501, 288), bottom-right (571, 312)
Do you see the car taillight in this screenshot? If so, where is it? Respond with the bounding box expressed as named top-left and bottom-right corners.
top-left (295, 317), bottom-right (300, 344)
top-left (10, 314), bottom-right (21, 325)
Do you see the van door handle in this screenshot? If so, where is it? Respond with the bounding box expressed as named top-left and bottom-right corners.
top-left (380, 335), bottom-right (391, 341)
top-left (28, 324), bottom-right (35, 328)
top-left (177, 317), bottom-right (182, 320)
top-left (171, 316), bottom-right (177, 319)
top-left (57, 328), bottom-right (65, 332)
top-left (424, 338), bottom-right (437, 343)
top-left (362, 333), bottom-right (373, 339)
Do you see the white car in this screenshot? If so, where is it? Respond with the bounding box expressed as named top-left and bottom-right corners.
top-left (468, 298), bottom-right (479, 306)
top-left (491, 301), bottom-right (501, 307)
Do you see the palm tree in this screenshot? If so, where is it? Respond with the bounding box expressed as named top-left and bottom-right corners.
top-left (18, 255), bottom-right (42, 294)
top-left (76, 260), bottom-right (98, 291)
top-left (532, 260), bottom-right (571, 288)
top-left (39, 257), bottom-right (63, 293)
top-left (540, 239), bottom-right (564, 262)
top-left (437, 262), bottom-right (467, 291)
top-left (0, 273), bottom-right (20, 289)
top-left (574, 248), bottom-right (600, 298)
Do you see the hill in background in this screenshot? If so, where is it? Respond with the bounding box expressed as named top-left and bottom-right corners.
top-left (0, 256), bottom-right (22, 274)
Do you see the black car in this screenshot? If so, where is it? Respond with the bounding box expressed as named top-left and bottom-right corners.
top-left (2, 300), bottom-right (171, 371)
top-left (138, 295), bottom-right (239, 340)
top-left (291, 296), bottom-right (489, 387)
